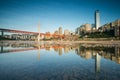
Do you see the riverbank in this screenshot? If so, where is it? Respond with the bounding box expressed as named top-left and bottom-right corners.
top-left (0, 40), bottom-right (120, 45)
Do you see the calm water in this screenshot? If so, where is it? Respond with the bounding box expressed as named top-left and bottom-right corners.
top-left (0, 42), bottom-right (120, 80)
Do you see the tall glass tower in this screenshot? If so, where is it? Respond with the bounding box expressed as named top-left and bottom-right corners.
top-left (95, 10), bottom-right (100, 29)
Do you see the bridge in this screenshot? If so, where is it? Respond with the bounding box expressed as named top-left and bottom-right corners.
top-left (0, 28), bottom-right (65, 39)
top-left (0, 28), bottom-right (44, 35)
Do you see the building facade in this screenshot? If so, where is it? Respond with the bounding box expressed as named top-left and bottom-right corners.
top-left (59, 27), bottom-right (62, 35)
top-left (64, 29), bottom-right (70, 35)
top-left (114, 20), bottom-right (120, 37)
top-left (99, 19), bottom-right (120, 37)
top-left (75, 23), bottom-right (91, 36)
top-left (95, 10), bottom-right (100, 29)
top-left (84, 23), bottom-right (91, 32)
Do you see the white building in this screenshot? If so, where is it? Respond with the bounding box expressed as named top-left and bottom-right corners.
top-left (95, 10), bottom-right (100, 29)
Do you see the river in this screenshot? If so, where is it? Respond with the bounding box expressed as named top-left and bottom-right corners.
top-left (0, 41), bottom-right (120, 80)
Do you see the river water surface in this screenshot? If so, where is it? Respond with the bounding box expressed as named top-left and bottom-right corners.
top-left (0, 42), bottom-right (120, 80)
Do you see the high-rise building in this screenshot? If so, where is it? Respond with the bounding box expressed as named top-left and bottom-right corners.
top-left (64, 29), bottom-right (70, 35)
top-left (84, 23), bottom-right (91, 32)
top-left (59, 27), bottom-right (62, 35)
top-left (95, 10), bottom-right (100, 29)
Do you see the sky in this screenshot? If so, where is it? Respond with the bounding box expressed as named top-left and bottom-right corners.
top-left (0, 0), bottom-right (120, 33)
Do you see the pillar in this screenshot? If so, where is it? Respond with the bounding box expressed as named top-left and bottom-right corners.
top-left (1, 30), bottom-right (4, 37)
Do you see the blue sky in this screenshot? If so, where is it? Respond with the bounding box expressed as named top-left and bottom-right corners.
top-left (0, 0), bottom-right (120, 33)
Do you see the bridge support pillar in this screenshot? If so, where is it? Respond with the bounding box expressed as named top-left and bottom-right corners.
top-left (1, 30), bottom-right (4, 37)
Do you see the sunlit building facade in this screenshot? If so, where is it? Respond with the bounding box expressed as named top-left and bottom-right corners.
top-left (75, 23), bottom-right (91, 35)
top-left (64, 29), bottom-right (70, 35)
top-left (59, 27), bottom-right (62, 35)
top-left (114, 19), bottom-right (120, 37)
top-left (95, 10), bottom-right (100, 29)
top-left (99, 19), bottom-right (120, 37)
top-left (84, 23), bottom-right (91, 32)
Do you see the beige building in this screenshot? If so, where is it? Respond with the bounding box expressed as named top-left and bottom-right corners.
top-left (84, 23), bottom-right (91, 32)
top-left (76, 23), bottom-right (91, 35)
top-left (99, 19), bottom-right (120, 37)
top-left (59, 27), bottom-right (62, 35)
top-left (64, 29), bottom-right (70, 35)
top-left (114, 19), bottom-right (120, 37)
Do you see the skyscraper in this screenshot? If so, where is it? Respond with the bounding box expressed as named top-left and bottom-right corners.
top-left (59, 27), bottom-right (62, 35)
top-left (95, 10), bottom-right (100, 29)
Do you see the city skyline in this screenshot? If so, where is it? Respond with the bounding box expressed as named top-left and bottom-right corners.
top-left (0, 0), bottom-right (120, 33)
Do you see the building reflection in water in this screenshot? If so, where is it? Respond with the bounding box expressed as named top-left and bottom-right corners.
top-left (0, 42), bottom-right (120, 73)
top-left (95, 53), bottom-right (101, 73)
top-left (59, 47), bottom-right (62, 56)
top-left (0, 42), bottom-right (3, 53)
top-left (37, 45), bottom-right (40, 60)
top-left (64, 46), bottom-right (69, 53)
